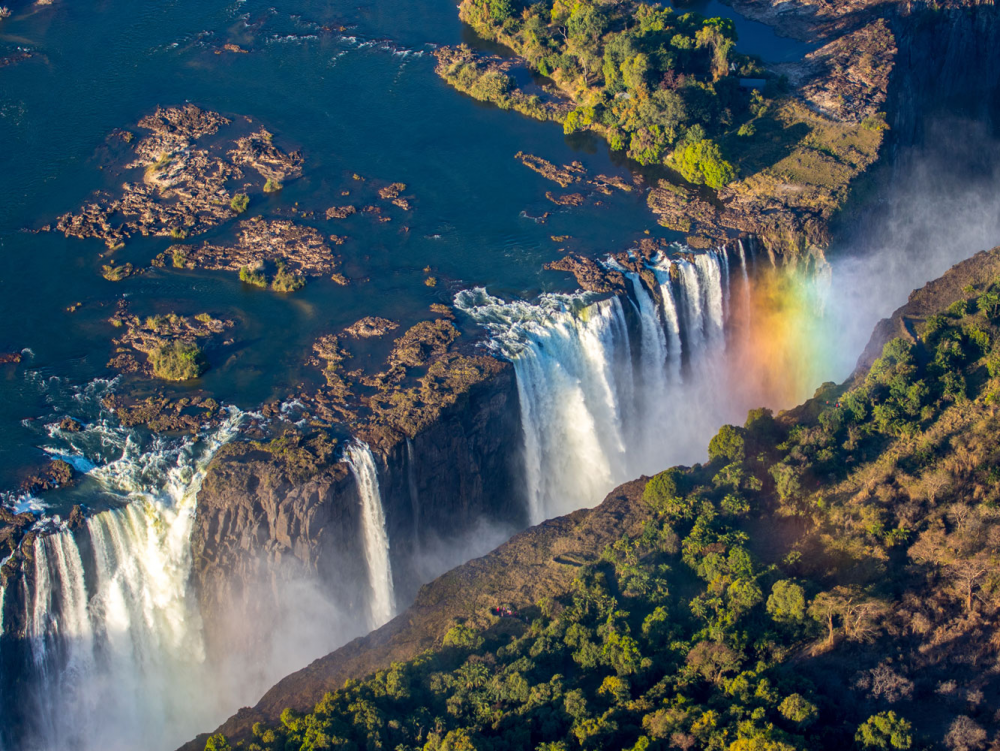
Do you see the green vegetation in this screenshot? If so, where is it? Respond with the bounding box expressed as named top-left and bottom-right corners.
top-left (271, 261), bottom-right (306, 293)
top-left (239, 266), bottom-right (268, 288)
top-left (101, 262), bottom-right (134, 282)
top-left (149, 340), bottom-right (205, 381)
top-left (446, 0), bottom-right (756, 183)
top-left (231, 193), bottom-right (250, 214)
top-left (264, 178), bottom-right (283, 193)
top-left (213, 274), bottom-right (1000, 751)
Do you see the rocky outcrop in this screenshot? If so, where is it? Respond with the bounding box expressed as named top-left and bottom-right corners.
top-left (855, 245), bottom-right (1000, 375)
top-left (190, 356), bottom-right (527, 669)
top-left (181, 478), bottom-right (650, 751)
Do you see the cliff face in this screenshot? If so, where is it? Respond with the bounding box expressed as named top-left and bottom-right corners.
top-left (190, 358), bottom-right (527, 666)
top-left (182, 478), bottom-right (651, 750)
top-left (887, 6), bottom-right (1000, 145)
top-left (855, 246), bottom-right (1000, 374)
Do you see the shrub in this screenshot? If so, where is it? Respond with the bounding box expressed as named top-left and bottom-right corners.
top-left (239, 266), bottom-right (268, 288)
top-left (230, 193), bottom-right (249, 213)
top-left (263, 178), bottom-right (283, 193)
top-left (150, 340), bottom-right (206, 381)
top-left (272, 263), bottom-right (306, 293)
top-left (101, 262), bottom-right (134, 282)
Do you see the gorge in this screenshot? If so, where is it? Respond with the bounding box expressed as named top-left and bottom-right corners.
top-left (1, 0), bottom-right (1000, 748)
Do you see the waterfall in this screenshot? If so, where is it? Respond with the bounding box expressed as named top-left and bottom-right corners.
top-left (456, 245), bottom-right (748, 523)
top-left (405, 437), bottom-right (421, 550)
top-left (9, 407), bottom-right (244, 751)
top-left (344, 442), bottom-right (395, 629)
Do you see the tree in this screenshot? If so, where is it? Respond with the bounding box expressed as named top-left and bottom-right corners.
top-left (766, 580), bottom-right (807, 625)
top-left (686, 640), bottom-right (741, 684)
top-left (643, 469), bottom-right (689, 518)
top-left (443, 623), bottom-right (484, 650)
top-left (708, 425), bottom-right (746, 463)
top-left (778, 694), bottom-right (818, 728)
top-left (204, 735), bottom-right (231, 751)
top-left (944, 716), bottom-right (987, 751)
top-left (855, 711), bottom-right (913, 750)
top-left (620, 53), bottom-right (650, 94)
top-left (488, 0), bottom-right (513, 22)
top-left (671, 136), bottom-right (735, 189)
top-left (808, 586), bottom-right (885, 647)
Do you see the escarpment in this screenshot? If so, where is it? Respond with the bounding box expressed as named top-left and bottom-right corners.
top-left (182, 478), bottom-right (652, 750)
top-left (190, 356), bottom-right (527, 667)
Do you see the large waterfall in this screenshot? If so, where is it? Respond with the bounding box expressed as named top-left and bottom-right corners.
top-left (8, 406), bottom-right (244, 751)
top-left (456, 245), bottom-right (761, 523)
top-left (345, 442), bottom-right (395, 629)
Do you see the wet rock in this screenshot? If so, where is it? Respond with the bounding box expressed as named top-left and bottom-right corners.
top-left (101, 261), bottom-right (135, 281)
top-left (66, 505), bottom-right (87, 530)
top-left (58, 417), bottom-right (83, 432)
top-left (102, 392), bottom-right (224, 432)
top-left (344, 316), bottom-right (399, 339)
top-left (56, 105), bottom-right (303, 251)
top-left (19, 459), bottom-right (75, 497)
top-left (161, 217), bottom-right (340, 279)
top-left (377, 183), bottom-right (406, 200)
top-left (545, 191), bottom-right (584, 207)
top-left (107, 302), bottom-right (235, 380)
top-left (543, 254), bottom-right (627, 294)
top-left (228, 128), bottom-right (304, 183)
top-left (325, 205), bottom-right (357, 219)
top-left (514, 151), bottom-right (584, 187)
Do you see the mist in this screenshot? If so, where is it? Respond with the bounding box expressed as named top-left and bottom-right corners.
top-left (821, 118), bottom-right (1000, 378)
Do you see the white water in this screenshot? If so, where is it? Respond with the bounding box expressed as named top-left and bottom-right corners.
top-left (17, 408), bottom-right (244, 751)
top-left (456, 246), bottom-right (747, 523)
top-left (345, 442), bottom-right (395, 629)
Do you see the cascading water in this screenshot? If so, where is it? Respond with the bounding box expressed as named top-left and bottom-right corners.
top-left (4, 395), bottom-right (245, 751)
top-left (344, 442), bottom-right (395, 629)
top-left (456, 246), bottom-right (755, 523)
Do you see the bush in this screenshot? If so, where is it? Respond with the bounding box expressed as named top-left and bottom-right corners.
top-left (101, 262), bottom-right (134, 282)
top-left (150, 340), bottom-right (206, 381)
top-left (263, 178), bottom-right (283, 193)
top-left (272, 263), bottom-right (306, 293)
top-left (230, 193), bottom-right (250, 213)
top-left (239, 266), bottom-right (268, 288)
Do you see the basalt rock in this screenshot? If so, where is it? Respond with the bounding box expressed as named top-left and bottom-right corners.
top-left (543, 254), bottom-right (627, 294)
top-left (343, 316), bottom-right (399, 339)
top-left (182, 478), bottom-right (648, 749)
top-left (855, 246), bottom-right (1000, 376)
top-left (160, 217), bottom-right (340, 279)
top-left (190, 347), bottom-right (527, 672)
top-left (55, 105), bottom-right (303, 250)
